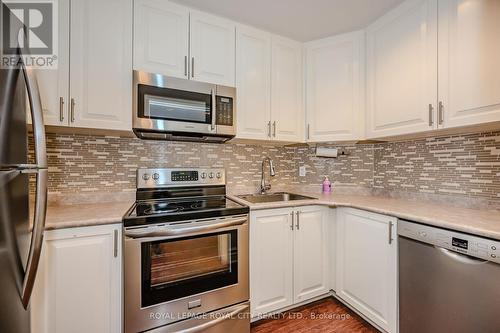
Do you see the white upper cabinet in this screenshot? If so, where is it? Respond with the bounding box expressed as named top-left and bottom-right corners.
top-left (306, 31), bottom-right (365, 142)
top-left (70, 0), bottom-right (132, 131)
top-left (366, 0), bottom-right (438, 138)
top-left (190, 11), bottom-right (236, 86)
top-left (35, 0), bottom-right (70, 127)
top-left (235, 25), bottom-right (272, 140)
top-left (336, 208), bottom-right (398, 333)
top-left (438, 0), bottom-right (500, 128)
top-left (271, 36), bottom-right (304, 142)
top-left (133, 0), bottom-right (189, 79)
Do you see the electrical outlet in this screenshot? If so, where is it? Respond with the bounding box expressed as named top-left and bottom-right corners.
top-left (299, 166), bottom-right (306, 177)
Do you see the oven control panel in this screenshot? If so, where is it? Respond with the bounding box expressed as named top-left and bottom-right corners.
top-left (137, 168), bottom-right (226, 188)
top-left (399, 220), bottom-right (500, 264)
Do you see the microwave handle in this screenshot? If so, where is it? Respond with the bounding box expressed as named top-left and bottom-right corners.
top-left (211, 89), bottom-right (216, 132)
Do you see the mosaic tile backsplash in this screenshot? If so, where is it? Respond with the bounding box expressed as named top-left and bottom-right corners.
top-left (30, 130), bottom-right (500, 202)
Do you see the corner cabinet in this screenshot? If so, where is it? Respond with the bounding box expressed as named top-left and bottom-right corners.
top-left (31, 224), bottom-right (122, 333)
top-left (305, 31), bottom-right (365, 142)
top-left (133, 0), bottom-right (236, 86)
top-left (366, 0), bottom-right (438, 138)
top-left (236, 26), bottom-right (303, 142)
top-left (335, 208), bottom-right (397, 333)
top-left (250, 206), bottom-right (329, 318)
top-left (36, 0), bottom-right (132, 131)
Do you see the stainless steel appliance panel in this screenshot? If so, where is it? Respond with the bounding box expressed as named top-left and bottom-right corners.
top-left (124, 215), bottom-right (249, 333)
top-left (399, 220), bottom-right (500, 333)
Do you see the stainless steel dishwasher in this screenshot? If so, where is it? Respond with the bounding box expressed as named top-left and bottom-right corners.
top-left (398, 220), bottom-right (500, 333)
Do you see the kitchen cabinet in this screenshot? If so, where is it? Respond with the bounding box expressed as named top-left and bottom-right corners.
top-left (336, 208), bottom-right (397, 333)
top-left (366, 0), bottom-right (438, 138)
top-left (133, 0), bottom-right (189, 79)
top-left (31, 224), bottom-right (122, 333)
top-left (271, 36), bottom-right (304, 142)
top-left (190, 11), bottom-right (236, 86)
top-left (236, 26), bottom-right (303, 142)
top-left (305, 31), bottom-right (365, 142)
top-left (438, 0), bottom-right (500, 129)
top-left (36, 0), bottom-right (132, 131)
top-left (133, 1), bottom-right (236, 86)
top-left (235, 25), bottom-right (272, 141)
top-left (250, 206), bottom-right (329, 318)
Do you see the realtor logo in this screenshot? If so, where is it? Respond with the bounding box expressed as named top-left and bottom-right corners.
top-left (1, 0), bottom-right (58, 68)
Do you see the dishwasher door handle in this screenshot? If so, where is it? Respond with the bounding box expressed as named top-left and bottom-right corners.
top-left (435, 246), bottom-right (489, 265)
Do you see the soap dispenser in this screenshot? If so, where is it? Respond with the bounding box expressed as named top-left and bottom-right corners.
top-left (322, 176), bottom-right (332, 193)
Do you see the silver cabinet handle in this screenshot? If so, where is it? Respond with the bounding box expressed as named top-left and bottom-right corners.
top-left (307, 124), bottom-right (310, 140)
top-left (267, 121), bottom-right (271, 138)
top-left (181, 303), bottom-right (250, 333)
top-left (59, 97), bottom-right (65, 122)
top-left (184, 56), bottom-right (188, 77)
top-left (290, 211), bottom-right (294, 230)
top-left (428, 104), bottom-right (434, 127)
top-left (113, 229), bottom-right (118, 258)
top-left (272, 121), bottom-right (276, 137)
top-left (70, 98), bottom-right (75, 123)
top-left (296, 211), bottom-right (300, 230)
top-left (211, 89), bottom-right (216, 131)
top-left (191, 57), bottom-right (195, 78)
top-left (438, 101), bottom-right (444, 125)
top-left (388, 221), bottom-right (393, 244)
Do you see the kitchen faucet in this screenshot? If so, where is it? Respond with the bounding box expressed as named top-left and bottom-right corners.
top-left (260, 157), bottom-right (276, 194)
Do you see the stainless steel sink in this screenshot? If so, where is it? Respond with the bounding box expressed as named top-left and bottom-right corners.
top-left (237, 192), bottom-right (316, 204)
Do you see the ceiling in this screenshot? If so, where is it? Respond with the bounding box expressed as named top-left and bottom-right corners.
top-left (172, 0), bottom-right (405, 42)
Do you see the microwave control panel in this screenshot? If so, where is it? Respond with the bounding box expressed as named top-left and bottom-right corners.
top-left (216, 96), bottom-right (233, 126)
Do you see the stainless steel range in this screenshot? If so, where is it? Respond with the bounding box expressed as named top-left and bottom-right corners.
top-left (123, 168), bottom-right (250, 333)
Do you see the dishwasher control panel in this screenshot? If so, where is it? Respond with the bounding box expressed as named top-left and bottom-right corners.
top-left (398, 220), bottom-right (500, 264)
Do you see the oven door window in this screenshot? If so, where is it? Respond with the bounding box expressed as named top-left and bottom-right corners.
top-left (138, 84), bottom-right (211, 124)
top-left (141, 230), bottom-right (238, 307)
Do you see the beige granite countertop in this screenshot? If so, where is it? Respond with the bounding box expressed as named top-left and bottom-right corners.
top-left (229, 192), bottom-right (500, 241)
top-left (44, 200), bottom-right (134, 230)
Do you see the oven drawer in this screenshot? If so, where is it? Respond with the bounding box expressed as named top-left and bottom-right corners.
top-left (147, 301), bottom-right (250, 333)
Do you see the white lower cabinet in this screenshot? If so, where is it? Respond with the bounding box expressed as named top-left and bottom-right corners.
top-left (250, 206), bottom-right (330, 318)
top-left (31, 224), bottom-right (122, 333)
top-left (335, 208), bottom-right (397, 333)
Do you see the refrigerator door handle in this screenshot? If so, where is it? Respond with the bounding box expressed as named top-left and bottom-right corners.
top-left (19, 60), bottom-right (48, 308)
top-left (22, 62), bottom-right (48, 169)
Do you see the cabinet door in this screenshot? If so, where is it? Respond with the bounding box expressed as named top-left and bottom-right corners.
top-left (190, 11), bottom-right (235, 86)
top-left (32, 0), bottom-right (70, 126)
top-left (438, 0), bottom-right (500, 128)
top-left (271, 36), bottom-right (303, 142)
top-left (69, 0), bottom-right (132, 131)
top-left (133, 0), bottom-right (189, 78)
top-left (336, 208), bottom-right (397, 333)
top-left (305, 31), bottom-right (364, 142)
top-left (250, 208), bottom-right (294, 318)
top-left (293, 206), bottom-right (330, 303)
top-left (235, 25), bottom-right (271, 140)
top-left (366, 0), bottom-right (438, 138)
top-left (31, 225), bottom-right (122, 333)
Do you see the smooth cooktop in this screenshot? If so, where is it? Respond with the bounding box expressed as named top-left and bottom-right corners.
top-left (123, 196), bottom-right (249, 227)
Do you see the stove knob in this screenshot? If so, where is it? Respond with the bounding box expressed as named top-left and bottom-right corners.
top-left (216, 172), bottom-right (221, 179)
top-left (201, 172), bottom-right (207, 179)
top-left (142, 174), bottom-right (150, 181)
top-left (152, 173), bottom-right (160, 180)
top-left (209, 172), bottom-right (214, 179)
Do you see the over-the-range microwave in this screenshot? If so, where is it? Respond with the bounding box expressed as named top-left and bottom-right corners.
top-left (133, 70), bottom-right (236, 143)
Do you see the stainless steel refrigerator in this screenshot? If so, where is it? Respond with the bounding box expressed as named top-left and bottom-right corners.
top-left (0, 1), bottom-right (48, 332)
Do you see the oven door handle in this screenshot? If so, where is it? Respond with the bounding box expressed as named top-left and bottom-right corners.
top-left (124, 217), bottom-right (247, 239)
top-left (181, 303), bottom-right (249, 333)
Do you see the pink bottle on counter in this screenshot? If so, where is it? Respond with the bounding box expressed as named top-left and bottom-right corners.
top-left (322, 176), bottom-right (332, 193)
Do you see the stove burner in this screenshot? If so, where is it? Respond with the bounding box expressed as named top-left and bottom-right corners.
top-left (144, 202), bottom-right (183, 215)
top-left (190, 201), bottom-right (206, 209)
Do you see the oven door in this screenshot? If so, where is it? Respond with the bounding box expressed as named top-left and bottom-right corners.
top-left (133, 70), bottom-right (217, 135)
top-left (124, 215), bottom-right (249, 333)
